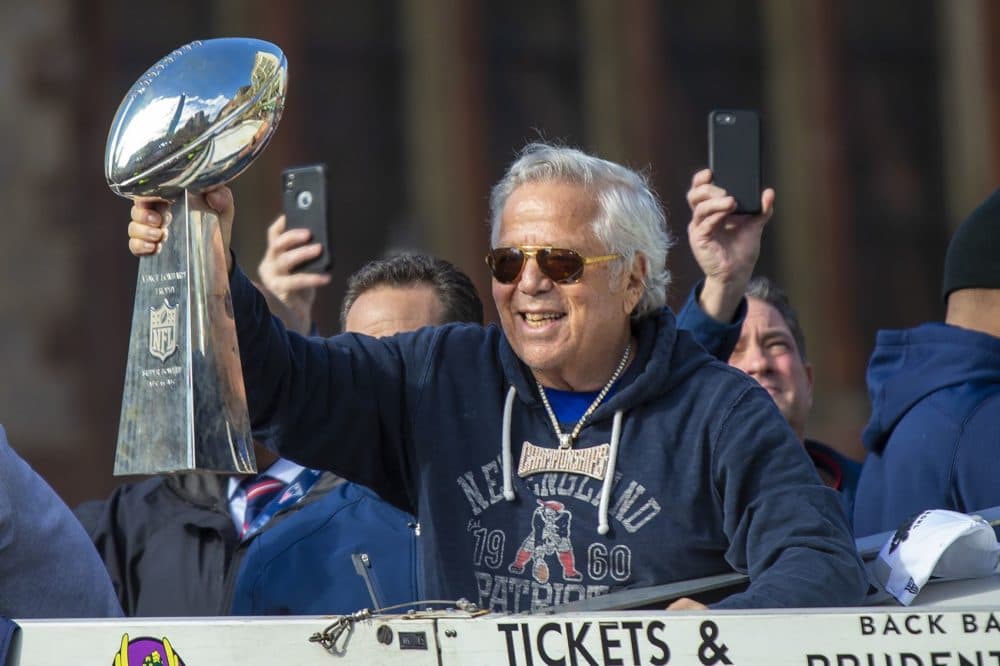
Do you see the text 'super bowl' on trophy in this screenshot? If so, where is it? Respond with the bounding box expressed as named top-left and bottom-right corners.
top-left (106, 38), bottom-right (287, 475)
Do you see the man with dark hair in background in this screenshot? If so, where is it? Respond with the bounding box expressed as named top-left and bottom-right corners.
top-left (728, 277), bottom-right (860, 518)
top-left (854, 188), bottom-right (1000, 536)
top-left (340, 252), bottom-right (483, 334)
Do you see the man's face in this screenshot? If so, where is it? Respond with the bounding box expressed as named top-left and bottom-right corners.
top-left (345, 284), bottom-right (445, 337)
top-left (728, 297), bottom-right (814, 439)
top-left (491, 180), bottom-right (645, 390)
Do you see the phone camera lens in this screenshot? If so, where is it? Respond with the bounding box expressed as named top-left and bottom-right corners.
top-left (716, 113), bottom-right (735, 126)
top-left (296, 191), bottom-right (313, 210)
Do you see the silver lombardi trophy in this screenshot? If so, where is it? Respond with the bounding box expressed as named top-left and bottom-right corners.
top-left (106, 38), bottom-right (287, 474)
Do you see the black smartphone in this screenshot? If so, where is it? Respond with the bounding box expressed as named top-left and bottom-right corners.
top-left (708, 109), bottom-right (762, 215)
top-left (282, 163), bottom-right (332, 273)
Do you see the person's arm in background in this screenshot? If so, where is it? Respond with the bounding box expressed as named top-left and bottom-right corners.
top-left (676, 168), bottom-right (775, 360)
top-left (676, 282), bottom-right (747, 362)
top-left (256, 214), bottom-right (331, 336)
top-left (667, 171), bottom-right (783, 610)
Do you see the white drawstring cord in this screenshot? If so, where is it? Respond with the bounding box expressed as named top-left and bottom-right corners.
top-left (501, 385), bottom-right (517, 501)
top-left (597, 410), bottom-right (624, 535)
top-left (501, 384), bottom-right (624, 535)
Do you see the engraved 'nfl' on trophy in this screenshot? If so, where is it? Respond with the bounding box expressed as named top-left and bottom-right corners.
top-left (106, 38), bottom-right (287, 474)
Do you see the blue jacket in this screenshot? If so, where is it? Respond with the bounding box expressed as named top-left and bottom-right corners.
top-left (854, 323), bottom-right (1000, 536)
top-left (675, 281), bottom-right (746, 361)
top-left (231, 266), bottom-right (865, 611)
top-left (231, 481), bottom-right (418, 615)
top-left (0, 425), bottom-right (122, 618)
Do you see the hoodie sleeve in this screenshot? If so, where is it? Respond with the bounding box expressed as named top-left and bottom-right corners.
top-left (708, 387), bottom-right (869, 609)
top-left (231, 265), bottom-right (431, 513)
top-left (675, 280), bottom-right (746, 362)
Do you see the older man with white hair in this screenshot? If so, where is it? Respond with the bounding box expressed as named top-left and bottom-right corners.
top-left (127, 142), bottom-right (866, 611)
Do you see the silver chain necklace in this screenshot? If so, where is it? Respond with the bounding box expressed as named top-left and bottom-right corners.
top-left (536, 342), bottom-right (632, 450)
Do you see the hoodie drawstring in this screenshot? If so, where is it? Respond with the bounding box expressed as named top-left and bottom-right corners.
top-left (501, 385), bottom-right (517, 501)
top-left (597, 410), bottom-right (623, 535)
top-left (500, 385), bottom-right (623, 535)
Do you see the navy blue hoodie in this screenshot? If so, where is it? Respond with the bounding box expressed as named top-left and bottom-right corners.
top-left (854, 323), bottom-right (1000, 536)
top-left (232, 266), bottom-right (865, 610)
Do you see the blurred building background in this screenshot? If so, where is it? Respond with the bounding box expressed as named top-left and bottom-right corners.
top-left (1, 0), bottom-right (998, 505)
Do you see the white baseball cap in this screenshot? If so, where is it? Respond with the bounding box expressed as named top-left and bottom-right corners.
top-left (873, 509), bottom-right (1000, 605)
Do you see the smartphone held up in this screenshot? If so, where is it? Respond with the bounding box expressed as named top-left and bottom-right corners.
top-left (708, 110), bottom-right (762, 215)
top-left (282, 163), bottom-right (332, 273)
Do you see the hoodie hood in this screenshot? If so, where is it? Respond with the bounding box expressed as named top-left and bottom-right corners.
top-left (862, 322), bottom-right (1000, 454)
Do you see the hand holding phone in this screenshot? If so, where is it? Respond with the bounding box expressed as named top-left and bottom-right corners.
top-left (708, 110), bottom-right (762, 215)
top-left (282, 164), bottom-right (332, 273)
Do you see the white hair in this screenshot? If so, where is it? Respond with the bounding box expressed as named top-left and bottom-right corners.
top-left (488, 142), bottom-right (673, 318)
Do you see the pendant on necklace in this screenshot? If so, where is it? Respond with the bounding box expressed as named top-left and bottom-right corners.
top-left (558, 433), bottom-right (573, 449)
top-left (517, 441), bottom-right (610, 480)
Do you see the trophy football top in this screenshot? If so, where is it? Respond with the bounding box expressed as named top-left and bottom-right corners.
top-left (105, 38), bottom-right (287, 200)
